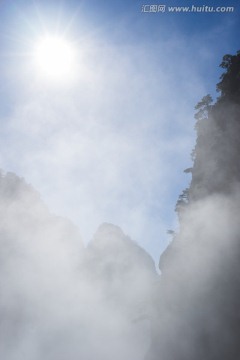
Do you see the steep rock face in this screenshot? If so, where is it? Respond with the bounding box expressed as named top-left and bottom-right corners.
top-left (190, 102), bottom-right (240, 201)
top-left (150, 193), bottom-right (240, 360)
top-left (146, 51), bottom-right (240, 360)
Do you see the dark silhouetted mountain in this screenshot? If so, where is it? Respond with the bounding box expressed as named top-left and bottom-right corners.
top-left (146, 50), bottom-right (240, 360)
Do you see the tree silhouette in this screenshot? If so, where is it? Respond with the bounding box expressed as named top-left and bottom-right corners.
top-left (217, 51), bottom-right (240, 101)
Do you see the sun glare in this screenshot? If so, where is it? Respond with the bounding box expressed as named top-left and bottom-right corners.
top-left (34, 35), bottom-right (77, 82)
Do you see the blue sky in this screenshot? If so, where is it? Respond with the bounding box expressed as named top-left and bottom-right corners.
top-left (0, 0), bottom-right (239, 264)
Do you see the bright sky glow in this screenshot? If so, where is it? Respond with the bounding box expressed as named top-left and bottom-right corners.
top-left (34, 35), bottom-right (77, 82)
top-left (0, 0), bottom-right (239, 264)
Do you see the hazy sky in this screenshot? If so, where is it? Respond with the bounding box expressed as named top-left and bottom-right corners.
top-left (0, 0), bottom-right (239, 263)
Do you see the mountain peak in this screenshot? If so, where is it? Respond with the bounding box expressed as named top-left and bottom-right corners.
top-left (95, 222), bottom-right (124, 239)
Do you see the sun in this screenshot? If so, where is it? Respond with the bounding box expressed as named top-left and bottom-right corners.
top-left (34, 35), bottom-right (77, 82)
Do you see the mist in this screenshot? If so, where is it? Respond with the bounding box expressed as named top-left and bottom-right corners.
top-left (1, 2), bottom-right (239, 359)
top-left (0, 19), bottom-right (207, 261)
top-left (0, 170), bottom-right (157, 359)
top-left (147, 193), bottom-right (240, 359)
